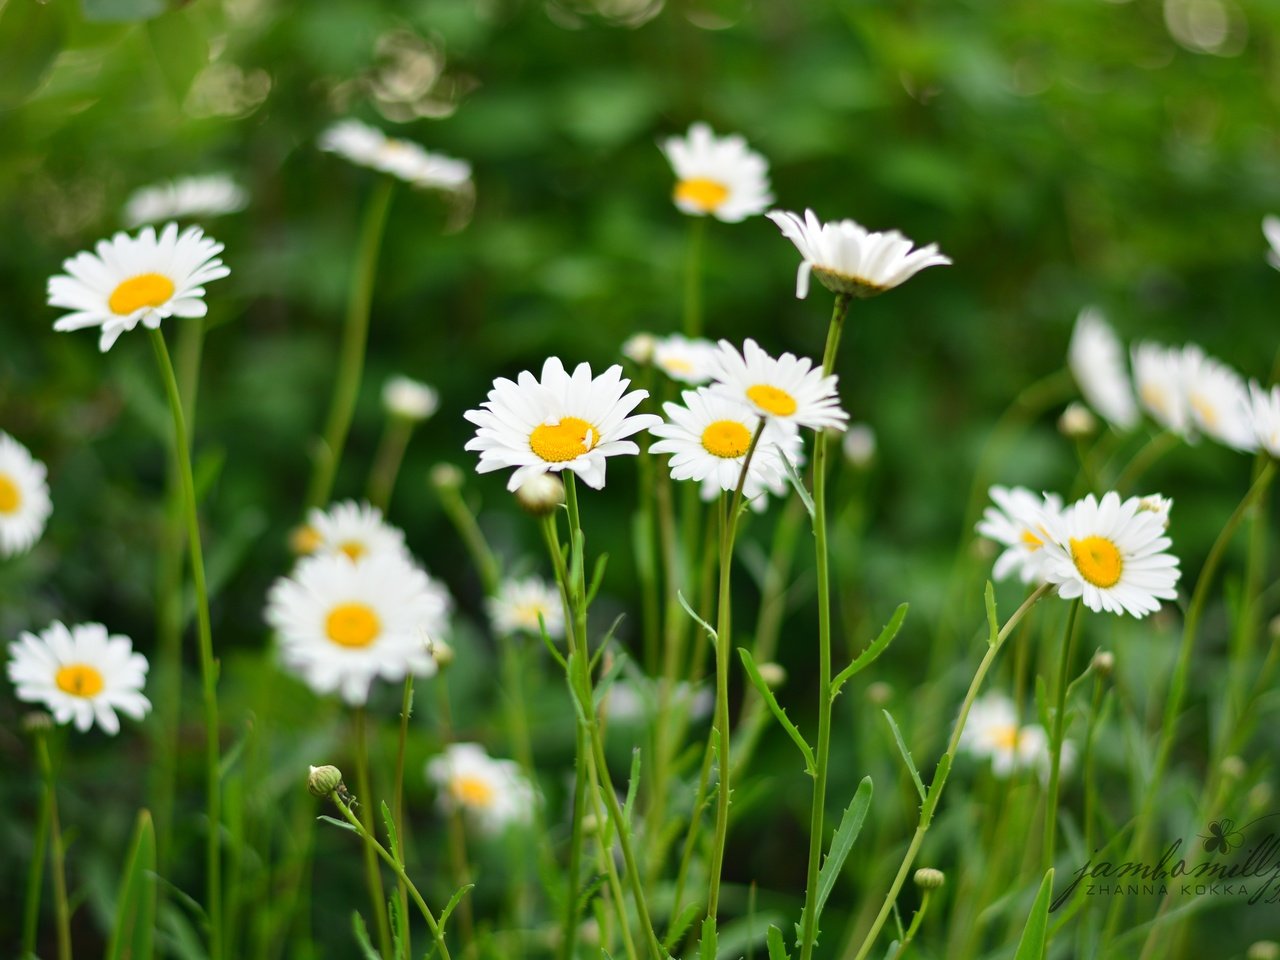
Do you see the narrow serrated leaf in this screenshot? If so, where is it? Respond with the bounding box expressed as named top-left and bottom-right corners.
top-left (380, 801), bottom-right (401, 865)
top-left (766, 925), bottom-right (791, 960)
top-left (317, 815), bottom-right (359, 834)
top-left (439, 883), bottom-right (474, 932)
top-left (698, 915), bottom-right (718, 960)
top-left (350, 912), bottom-right (383, 960)
top-left (740, 648), bottom-right (816, 774)
top-left (779, 453), bottom-right (815, 519)
top-left (831, 604), bottom-right (908, 700)
top-left (664, 899), bottom-right (703, 952)
top-left (678, 589), bottom-right (717, 642)
top-left (815, 777), bottom-right (873, 919)
top-left (106, 809), bottom-right (156, 960)
top-left (585, 552), bottom-right (609, 606)
top-left (882, 710), bottom-right (926, 803)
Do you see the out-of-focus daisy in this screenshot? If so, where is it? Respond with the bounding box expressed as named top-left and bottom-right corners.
top-left (7, 622), bottom-right (150, 735)
top-left (605, 678), bottom-right (714, 725)
top-left (975, 486), bottom-right (1063, 584)
top-left (488, 577), bottom-right (565, 639)
top-left (621, 333), bottom-right (656, 365)
top-left (319, 118), bottom-right (471, 190)
top-left (1246, 381), bottom-right (1280, 457)
top-left (426, 742), bottom-right (537, 833)
top-left (766, 208), bottom-right (950, 299)
top-left (1264, 216), bottom-right (1280, 271)
top-left (265, 552), bottom-right (451, 704)
top-left (464, 357), bottom-right (661, 491)
top-left (652, 334), bottom-right (719, 385)
top-left (959, 693), bottom-right (1071, 781)
top-left (1058, 402), bottom-right (1098, 439)
top-left (659, 122), bottom-right (772, 223)
top-left (1136, 493), bottom-right (1173, 529)
top-left (122, 174), bottom-right (248, 227)
top-left (1012, 724), bottom-right (1076, 783)
top-left (383, 375), bottom-right (439, 422)
top-left (1068, 308), bottom-right (1139, 431)
top-left (842, 422), bottom-right (876, 468)
top-left (1132, 342), bottom-right (1191, 438)
top-left (514, 473), bottom-right (565, 516)
top-left (48, 223), bottom-right (229, 352)
top-left (291, 500), bottom-right (409, 563)
top-left (1182, 346), bottom-right (1256, 451)
top-left (0, 432), bottom-right (52, 558)
top-left (709, 338), bottom-right (847, 433)
top-left (1039, 491), bottom-right (1181, 619)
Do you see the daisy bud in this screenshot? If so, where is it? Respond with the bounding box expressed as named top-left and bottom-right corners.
top-left (1248, 782), bottom-right (1273, 812)
top-left (430, 463), bottom-right (464, 492)
top-left (842, 423), bottom-right (877, 468)
top-left (430, 637), bottom-right (455, 668)
top-left (913, 867), bottom-right (946, 890)
top-left (757, 662), bottom-right (787, 689)
top-left (514, 474), bottom-right (565, 517)
top-left (621, 333), bottom-right (656, 365)
top-left (1058, 402), bottom-right (1097, 439)
top-left (1248, 943), bottom-right (1280, 960)
top-left (1221, 755), bottom-right (1247, 781)
top-left (308, 764), bottom-right (344, 797)
top-left (580, 813), bottom-right (601, 836)
top-left (1091, 650), bottom-right (1115, 678)
top-left (383, 376), bottom-right (439, 423)
top-left (22, 711), bottom-right (53, 734)
top-left (866, 681), bottom-right (893, 705)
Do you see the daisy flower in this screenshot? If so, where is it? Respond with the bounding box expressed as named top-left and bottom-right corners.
top-left (47, 222), bottom-right (230, 352)
top-left (766, 208), bottom-right (950, 299)
top-left (842, 423), bottom-right (876, 468)
top-left (265, 552), bottom-right (452, 705)
top-left (7, 622), bottom-right (151, 735)
top-left (1264, 216), bottom-right (1280, 271)
top-left (0, 432), bottom-right (53, 558)
top-left (659, 122), bottom-right (773, 223)
top-left (975, 486), bottom-right (1064, 584)
top-left (708, 338), bottom-right (848, 433)
top-left (426, 743), bottom-right (537, 833)
top-left (621, 333), bottom-right (656, 365)
top-left (1136, 493), bottom-right (1173, 529)
top-left (1246, 381), bottom-right (1280, 457)
top-left (606, 678), bottom-right (714, 725)
top-left (1182, 345), bottom-right (1256, 452)
top-left (959, 693), bottom-right (1071, 781)
top-left (652, 334), bottom-right (720, 385)
top-left (464, 357), bottom-right (661, 491)
top-left (319, 118), bottom-right (471, 190)
top-left (1039, 491), bottom-right (1181, 619)
top-left (383, 375), bottom-right (439, 422)
top-left (1068, 308), bottom-right (1139, 430)
top-left (291, 500), bottom-right (410, 563)
top-left (649, 387), bottom-right (798, 505)
top-left (123, 174), bottom-right (248, 227)
top-left (488, 577), bottom-right (565, 639)
top-left (1131, 342), bottom-right (1191, 438)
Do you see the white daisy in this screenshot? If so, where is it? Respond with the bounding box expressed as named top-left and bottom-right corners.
top-left (959, 693), bottom-right (1070, 781)
top-left (1068, 307), bottom-right (1139, 430)
top-left (975, 486), bottom-right (1064, 584)
top-left (292, 500), bottom-right (410, 563)
top-left (1136, 493), bottom-right (1173, 529)
top-left (265, 552), bottom-right (451, 705)
top-left (842, 423), bottom-right (876, 468)
top-left (383, 375), bottom-right (439, 422)
top-left (1264, 216), bottom-right (1280, 271)
top-left (1039, 491), bottom-right (1181, 619)
top-left (708, 338), bottom-right (848, 433)
top-left (659, 122), bottom-right (773, 223)
top-left (47, 222), bottom-right (230, 352)
top-left (1246, 381), bottom-right (1280, 457)
top-left (1182, 345), bottom-right (1256, 452)
top-left (766, 208), bottom-right (950, 299)
top-left (463, 357), bottom-right (661, 492)
top-left (649, 387), bottom-right (797, 506)
top-left (606, 678), bottom-right (714, 725)
top-left (0, 432), bottom-right (52, 558)
top-left (426, 742), bottom-right (537, 833)
top-left (319, 118), bottom-right (471, 190)
top-left (621, 333), bottom-right (656, 365)
top-left (1132, 342), bottom-right (1191, 438)
top-left (652, 334), bottom-right (720, 385)
top-left (122, 174), bottom-right (248, 227)
top-left (7, 622), bottom-right (151, 735)
top-left (488, 577), bottom-right (565, 639)
top-left (1010, 724), bottom-right (1076, 784)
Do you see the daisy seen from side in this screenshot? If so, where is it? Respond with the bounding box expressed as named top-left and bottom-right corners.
top-left (123, 174), bottom-right (248, 227)
top-left (659, 122), bottom-right (773, 223)
top-left (1131, 342), bottom-right (1191, 438)
top-left (652, 334), bottom-right (720, 385)
top-left (1264, 216), bottom-right (1280, 271)
top-left (383, 376), bottom-right (439, 422)
top-left (708, 338), bottom-right (848, 433)
top-left (488, 577), bottom-right (566, 639)
top-left (975, 486), bottom-right (1064, 584)
top-left (0, 432), bottom-right (53, 558)
top-left (1068, 307), bottom-right (1139, 430)
top-left (1246, 381), bottom-right (1280, 457)
top-left (1182, 345), bottom-right (1256, 452)
top-left (320, 118), bottom-right (471, 190)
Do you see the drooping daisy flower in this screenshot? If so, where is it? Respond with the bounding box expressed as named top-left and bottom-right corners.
top-left (649, 387), bottom-right (797, 505)
top-left (652, 334), bottom-right (720, 385)
top-left (383, 375), bottom-right (439, 422)
top-left (464, 357), bottom-right (661, 491)
top-left (7, 622), bottom-right (151, 735)
top-left (659, 122), bottom-right (773, 223)
top-left (766, 208), bottom-right (950, 299)
top-left (975, 486), bottom-right (1064, 584)
top-left (319, 118), bottom-right (471, 190)
top-left (291, 500), bottom-right (410, 563)
top-left (1039, 491), bottom-right (1181, 619)
top-left (265, 552), bottom-right (451, 704)
top-left (1131, 342), bottom-right (1191, 438)
top-left (426, 742), bottom-right (537, 833)
top-left (488, 577), bottom-right (565, 639)
top-left (1182, 345), bottom-right (1256, 452)
top-left (959, 693), bottom-right (1071, 781)
top-left (708, 338), bottom-right (848, 433)
top-left (1136, 493), bottom-right (1173, 529)
top-left (122, 174), bottom-right (248, 227)
top-left (48, 223), bottom-right (230, 352)
top-left (1264, 216), bottom-right (1280, 271)
top-left (0, 432), bottom-right (52, 558)
top-left (1246, 381), bottom-right (1280, 457)
top-left (1068, 308), bottom-right (1139, 431)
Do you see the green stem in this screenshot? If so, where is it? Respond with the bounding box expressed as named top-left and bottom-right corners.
top-left (149, 327), bottom-right (222, 960)
top-left (890, 891), bottom-right (932, 960)
top-left (1043, 598), bottom-right (1081, 873)
top-left (683, 216), bottom-right (707, 338)
top-left (797, 291), bottom-right (850, 960)
top-left (30, 733), bottom-right (70, 960)
top-left (306, 177), bottom-right (395, 510)
top-left (22, 731), bottom-right (51, 959)
top-left (1111, 431), bottom-right (1178, 495)
top-left (393, 676), bottom-right (414, 959)
top-left (435, 683), bottom-right (476, 950)
top-left (353, 709), bottom-right (393, 960)
top-left (438, 481), bottom-right (502, 596)
top-left (667, 730), bottom-right (717, 946)
top-left (367, 418), bottom-right (414, 512)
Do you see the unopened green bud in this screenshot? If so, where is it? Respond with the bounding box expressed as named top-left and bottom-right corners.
top-left (1091, 650), bottom-right (1115, 678)
top-left (1248, 942), bottom-right (1280, 960)
top-left (308, 764), bottom-right (344, 798)
top-left (22, 711), bottom-right (53, 734)
top-left (914, 867), bottom-right (946, 890)
top-left (515, 474), bottom-right (565, 516)
top-left (430, 463), bottom-right (464, 492)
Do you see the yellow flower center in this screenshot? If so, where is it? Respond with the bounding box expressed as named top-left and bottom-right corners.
top-left (746, 384), bottom-right (798, 417)
top-left (529, 416), bottom-right (597, 463)
top-left (516, 602), bottom-right (550, 627)
top-left (660, 357), bottom-right (695, 375)
top-left (1069, 535), bottom-right (1124, 588)
top-left (108, 273), bottom-right (176, 315)
top-left (55, 663), bottom-right (105, 698)
top-left (674, 177), bottom-right (730, 213)
top-left (1190, 394), bottom-right (1219, 430)
top-left (325, 602), bottom-right (381, 648)
top-left (992, 725), bottom-right (1019, 751)
top-left (0, 473), bottom-right (21, 514)
top-left (1021, 528), bottom-right (1044, 551)
top-left (1140, 383), bottom-right (1169, 416)
top-left (290, 525), bottom-right (323, 555)
top-left (338, 540), bottom-right (367, 562)
top-left (700, 419), bottom-right (752, 459)
top-left (452, 774), bottom-right (496, 807)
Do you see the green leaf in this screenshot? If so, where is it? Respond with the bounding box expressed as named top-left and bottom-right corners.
top-left (106, 810), bottom-right (156, 960)
top-left (585, 552), bottom-right (609, 606)
top-left (663, 900), bottom-right (702, 953)
top-left (350, 912), bottom-right (383, 960)
top-left (380, 801), bottom-right (401, 866)
top-left (830, 603), bottom-right (908, 700)
top-left (81, 0), bottom-right (166, 22)
top-left (677, 589), bottom-right (717, 643)
top-left (815, 777), bottom-right (873, 920)
top-left (317, 815), bottom-right (359, 834)
top-left (984, 581), bottom-right (999, 646)
top-left (439, 884), bottom-right (474, 933)
top-left (739, 647), bottom-right (816, 775)
top-left (766, 925), bottom-right (791, 960)
top-left (0, 0), bottom-right (66, 109)
top-left (147, 8), bottom-right (208, 103)
top-left (621, 747), bottom-right (641, 830)
top-left (779, 454), bottom-right (815, 520)
top-left (1013, 868), bottom-right (1055, 960)
top-left (698, 915), bottom-right (718, 960)
top-left (882, 710), bottom-right (926, 803)
top-left (592, 648), bottom-right (629, 709)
